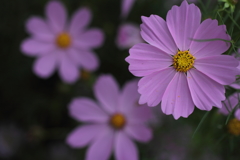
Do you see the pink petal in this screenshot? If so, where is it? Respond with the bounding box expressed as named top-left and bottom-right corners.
top-left (94, 75), bottom-right (119, 114)
top-left (220, 93), bottom-right (238, 115)
top-left (116, 23), bottom-right (143, 49)
top-left (229, 79), bottom-right (240, 89)
top-left (115, 131), bottom-right (138, 160)
top-left (121, 0), bottom-right (136, 18)
top-left (26, 16), bottom-right (55, 41)
top-left (187, 69), bottom-right (225, 111)
top-left (166, 0), bottom-right (201, 51)
top-left (66, 124), bottom-right (108, 148)
top-left (59, 51), bottom-right (79, 84)
top-left (237, 62), bottom-right (240, 72)
top-left (140, 15), bottom-right (177, 55)
top-left (68, 48), bottom-right (99, 71)
top-left (124, 125), bottom-right (152, 142)
top-left (126, 105), bottom-right (152, 124)
top-left (190, 19), bottom-right (231, 58)
top-left (21, 38), bottom-right (55, 56)
top-left (235, 109), bottom-right (240, 120)
top-left (68, 97), bottom-right (108, 123)
top-left (45, 1), bottom-right (66, 32)
top-left (229, 83), bottom-right (240, 89)
top-left (33, 52), bottom-right (58, 78)
top-left (194, 55), bottom-right (239, 85)
top-left (126, 43), bottom-right (173, 77)
top-left (73, 29), bottom-right (104, 49)
top-left (86, 127), bottom-right (114, 160)
top-left (69, 7), bottom-right (92, 35)
top-left (161, 72), bottom-right (195, 119)
top-left (138, 67), bottom-right (176, 106)
top-left (118, 79), bottom-right (139, 113)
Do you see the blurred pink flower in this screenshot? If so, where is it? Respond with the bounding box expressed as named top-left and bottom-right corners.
top-left (229, 79), bottom-right (240, 89)
top-left (121, 0), bottom-right (136, 18)
top-left (229, 49), bottom-right (240, 89)
top-left (235, 109), bottom-right (240, 120)
top-left (220, 93), bottom-right (240, 120)
top-left (116, 23), bottom-right (143, 49)
top-left (21, 1), bottom-right (104, 83)
top-left (125, 0), bottom-right (239, 119)
top-left (66, 75), bottom-right (152, 160)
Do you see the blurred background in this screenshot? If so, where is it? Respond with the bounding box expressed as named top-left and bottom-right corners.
top-left (0, 0), bottom-right (240, 159)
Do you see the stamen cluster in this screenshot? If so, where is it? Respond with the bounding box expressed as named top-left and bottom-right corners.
top-left (173, 51), bottom-right (195, 72)
top-left (56, 32), bottom-right (71, 48)
top-left (109, 113), bottom-right (126, 129)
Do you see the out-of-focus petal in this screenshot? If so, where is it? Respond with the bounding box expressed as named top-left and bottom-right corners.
top-left (121, 0), bottom-right (136, 18)
top-left (237, 63), bottom-right (240, 73)
top-left (94, 75), bottom-right (119, 114)
top-left (126, 106), bottom-right (152, 124)
top-left (124, 125), bottom-right (152, 142)
top-left (116, 23), bottom-right (143, 49)
top-left (190, 19), bottom-right (231, 59)
top-left (118, 79), bottom-right (139, 113)
top-left (86, 127), bottom-right (114, 160)
top-left (229, 79), bottom-right (240, 89)
top-left (187, 69), bottom-right (225, 111)
top-left (126, 43), bottom-right (173, 77)
top-left (115, 131), bottom-right (138, 160)
top-left (73, 29), bottom-right (104, 49)
top-left (220, 93), bottom-right (239, 115)
top-left (235, 109), bottom-right (240, 120)
top-left (68, 97), bottom-right (108, 123)
top-left (161, 72), bottom-right (195, 119)
top-left (46, 1), bottom-right (66, 32)
top-left (59, 51), bottom-right (79, 83)
top-left (69, 7), bottom-right (92, 35)
top-left (66, 124), bottom-right (108, 148)
top-left (26, 16), bottom-right (55, 41)
top-left (140, 15), bottom-right (177, 55)
top-left (138, 67), bottom-right (176, 106)
top-left (68, 48), bottom-right (99, 71)
top-left (21, 38), bottom-right (55, 56)
top-left (166, 0), bottom-right (201, 51)
top-left (33, 52), bottom-right (58, 78)
top-left (194, 55), bottom-right (238, 85)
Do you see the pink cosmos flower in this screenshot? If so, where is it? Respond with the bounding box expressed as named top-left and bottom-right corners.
top-left (220, 93), bottom-right (240, 120)
top-left (66, 75), bottom-right (152, 160)
top-left (116, 23), bottom-right (143, 49)
top-left (21, 1), bottom-right (104, 83)
top-left (125, 0), bottom-right (239, 119)
top-left (121, 0), bottom-right (136, 18)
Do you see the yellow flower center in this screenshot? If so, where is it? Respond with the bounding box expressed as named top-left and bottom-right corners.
top-left (56, 32), bottom-right (71, 48)
top-left (227, 118), bottom-right (240, 136)
top-left (81, 70), bottom-right (91, 81)
top-left (110, 113), bottom-right (126, 129)
top-left (173, 50), bottom-right (195, 72)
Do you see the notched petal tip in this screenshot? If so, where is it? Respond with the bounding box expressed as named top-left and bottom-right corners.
top-left (140, 15), bottom-right (148, 22)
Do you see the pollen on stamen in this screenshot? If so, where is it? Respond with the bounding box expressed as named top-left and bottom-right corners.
top-left (56, 32), bottom-right (72, 48)
top-left (109, 113), bottom-right (126, 129)
top-left (173, 50), bottom-right (195, 72)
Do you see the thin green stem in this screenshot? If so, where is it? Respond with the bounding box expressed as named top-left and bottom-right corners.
top-left (192, 111), bottom-right (210, 139)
